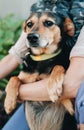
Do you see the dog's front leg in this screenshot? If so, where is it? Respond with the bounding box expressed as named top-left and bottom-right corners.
top-left (4, 71), bottom-right (39, 114)
top-left (18, 71), bottom-right (39, 83)
top-left (4, 76), bottom-right (22, 114)
top-left (47, 65), bottom-right (65, 102)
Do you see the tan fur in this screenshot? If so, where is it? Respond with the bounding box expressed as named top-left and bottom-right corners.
top-left (24, 13), bottom-right (61, 55)
top-left (4, 77), bottom-right (22, 114)
top-left (47, 65), bottom-right (65, 102)
top-left (25, 101), bottom-right (66, 130)
top-left (61, 99), bottom-right (74, 115)
top-left (18, 71), bottom-right (39, 83)
top-left (63, 18), bottom-right (75, 36)
top-left (47, 65), bottom-right (74, 115)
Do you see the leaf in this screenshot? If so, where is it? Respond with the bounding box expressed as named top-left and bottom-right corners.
top-left (0, 14), bottom-right (23, 90)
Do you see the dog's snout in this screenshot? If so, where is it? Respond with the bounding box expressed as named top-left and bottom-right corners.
top-left (27, 33), bottom-right (39, 43)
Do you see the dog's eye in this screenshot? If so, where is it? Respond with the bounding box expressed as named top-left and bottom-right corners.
top-left (27, 22), bottom-right (34, 28)
top-left (43, 20), bottom-right (54, 27)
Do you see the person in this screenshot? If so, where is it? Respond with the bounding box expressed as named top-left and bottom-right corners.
top-left (0, 0), bottom-right (84, 130)
top-left (75, 81), bottom-right (84, 130)
top-left (71, 26), bottom-right (84, 130)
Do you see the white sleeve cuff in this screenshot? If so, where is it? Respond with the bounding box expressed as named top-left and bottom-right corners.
top-left (70, 46), bottom-right (84, 59)
top-left (70, 26), bottom-right (84, 59)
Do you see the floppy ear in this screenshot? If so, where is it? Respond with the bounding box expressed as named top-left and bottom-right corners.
top-left (63, 18), bottom-right (75, 36)
top-left (23, 20), bottom-right (27, 32)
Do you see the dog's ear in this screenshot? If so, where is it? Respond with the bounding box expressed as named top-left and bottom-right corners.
top-left (23, 20), bottom-right (27, 32)
top-left (63, 18), bottom-right (75, 36)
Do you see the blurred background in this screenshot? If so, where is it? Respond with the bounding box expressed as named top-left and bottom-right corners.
top-left (0, 0), bottom-right (37, 129)
top-left (0, 0), bottom-right (37, 19)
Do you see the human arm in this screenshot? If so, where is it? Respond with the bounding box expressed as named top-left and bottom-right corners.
top-left (63, 26), bottom-right (84, 98)
top-left (63, 57), bottom-right (84, 98)
top-left (18, 57), bottom-right (84, 101)
top-left (0, 31), bottom-right (28, 80)
top-left (0, 54), bottom-right (19, 80)
top-left (19, 78), bottom-right (50, 101)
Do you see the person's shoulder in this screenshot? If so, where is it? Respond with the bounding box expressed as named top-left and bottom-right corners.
top-left (78, 26), bottom-right (84, 37)
top-left (81, 26), bottom-right (84, 32)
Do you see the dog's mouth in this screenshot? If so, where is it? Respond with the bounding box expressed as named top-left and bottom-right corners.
top-left (27, 33), bottom-right (51, 48)
top-left (26, 32), bottom-right (59, 55)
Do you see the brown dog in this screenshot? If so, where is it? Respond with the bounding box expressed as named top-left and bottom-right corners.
top-left (4, 12), bottom-right (75, 130)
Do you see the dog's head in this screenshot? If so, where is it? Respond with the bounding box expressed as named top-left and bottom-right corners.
top-left (24, 12), bottom-right (74, 55)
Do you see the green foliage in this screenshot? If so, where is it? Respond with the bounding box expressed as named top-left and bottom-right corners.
top-left (0, 15), bottom-right (23, 89)
top-left (0, 14), bottom-right (23, 58)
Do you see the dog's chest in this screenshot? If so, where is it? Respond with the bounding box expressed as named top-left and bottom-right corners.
top-left (22, 50), bottom-right (70, 74)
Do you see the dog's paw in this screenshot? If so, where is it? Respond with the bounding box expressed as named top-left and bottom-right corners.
top-left (47, 66), bottom-right (65, 102)
top-left (18, 71), bottom-right (39, 83)
top-left (4, 77), bottom-right (22, 114)
top-left (48, 75), bottom-right (64, 102)
top-left (4, 94), bottom-right (17, 114)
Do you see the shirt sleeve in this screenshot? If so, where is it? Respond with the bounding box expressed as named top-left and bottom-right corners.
top-left (9, 31), bottom-right (29, 64)
top-left (75, 80), bottom-right (84, 124)
top-left (70, 26), bottom-right (84, 59)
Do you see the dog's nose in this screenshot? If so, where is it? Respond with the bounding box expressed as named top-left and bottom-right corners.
top-left (27, 33), bottom-right (39, 43)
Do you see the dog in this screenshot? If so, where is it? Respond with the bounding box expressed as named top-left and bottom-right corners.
top-left (4, 12), bottom-right (77, 130)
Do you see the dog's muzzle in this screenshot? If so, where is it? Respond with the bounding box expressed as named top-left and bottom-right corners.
top-left (27, 33), bottom-right (40, 47)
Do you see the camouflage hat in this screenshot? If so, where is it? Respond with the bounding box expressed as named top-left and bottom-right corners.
top-left (30, 0), bottom-right (71, 18)
top-left (30, 0), bottom-right (57, 13)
